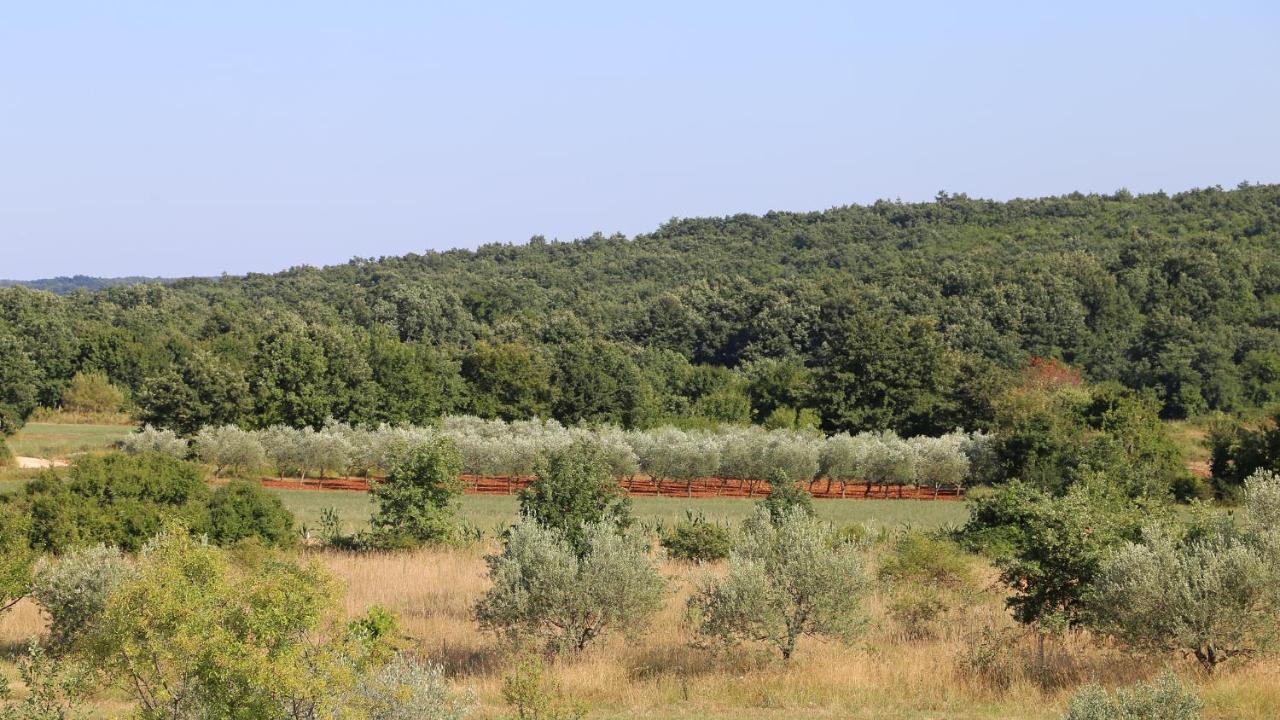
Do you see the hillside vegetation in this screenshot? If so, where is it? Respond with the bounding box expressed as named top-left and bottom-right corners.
top-left (2, 184), bottom-right (1279, 441)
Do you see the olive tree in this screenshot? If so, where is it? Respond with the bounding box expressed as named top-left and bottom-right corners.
top-left (910, 434), bottom-right (969, 498)
top-left (474, 519), bottom-right (666, 653)
top-left (1088, 471), bottom-right (1280, 673)
top-left (121, 424), bottom-right (189, 459)
top-left (31, 545), bottom-right (136, 650)
top-left (1062, 670), bottom-right (1202, 720)
top-left (690, 506), bottom-right (868, 660)
top-left (859, 431), bottom-right (915, 497)
top-left (819, 432), bottom-right (866, 498)
top-left (193, 424), bottom-right (265, 478)
top-left (260, 424), bottom-right (306, 480)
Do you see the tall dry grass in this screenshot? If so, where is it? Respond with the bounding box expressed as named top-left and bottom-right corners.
top-left (317, 546), bottom-right (1280, 720)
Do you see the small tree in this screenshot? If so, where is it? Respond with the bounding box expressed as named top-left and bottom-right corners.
top-left (474, 519), bottom-right (666, 653)
top-left (351, 653), bottom-right (474, 720)
top-left (121, 424), bottom-right (189, 459)
top-left (194, 424), bottom-right (265, 478)
top-left (31, 545), bottom-right (136, 650)
top-left (0, 504), bottom-right (34, 614)
top-left (759, 469), bottom-right (814, 524)
top-left (1088, 471), bottom-right (1280, 673)
top-left (660, 510), bottom-right (733, 563)
top-left (690, 506), bottom-right (868, 660)
top-left (368, 437), bottom-right (465, 547)
top-left (519, 439), bottom-right (632, 554)
top-left (205, 480), bottom-right (297, 547)
top-left (60, 370), bottom-right (125, 414)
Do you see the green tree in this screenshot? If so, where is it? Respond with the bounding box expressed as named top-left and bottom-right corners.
top-left (368, 438), bottom-right (465, 547)
top-left (461, 342), bottom-right (553, 421)
top-left (0, 505), bottom-right (34, 614)
top-left (690, 506), bottom-right (868, 660)
top-left (59, 371), bottom-right (125, 414)
top-left (137, 350), bottom-right (251, 435)
top-left (0, 330), bottom-right (39, 436)
top-left (518, 439), bottom-right (632, 554)
top-left (205, 480), bottom-right (297, 548)
top-left (550, 339), bottom-right (656, 428)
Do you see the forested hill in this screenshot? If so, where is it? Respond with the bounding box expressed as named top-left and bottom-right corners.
top-left (2, 184), bottom-right (1279, 437)
top-left (0, 275), bottom-right (167, 294)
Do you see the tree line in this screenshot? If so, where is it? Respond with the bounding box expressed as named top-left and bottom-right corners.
top-left (4, 184), bottom-right (1280, 456)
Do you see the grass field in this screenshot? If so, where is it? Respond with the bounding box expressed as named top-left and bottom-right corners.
top-left (270, 489), bottom-right (970, 538)
top-left (4, 422), bottom-right (134, 460)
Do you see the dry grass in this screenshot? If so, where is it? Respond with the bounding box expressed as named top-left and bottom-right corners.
top-left (4, 546), bottom-right (1278, 719)
top-left (316, 546), bottom-right (1280, 720)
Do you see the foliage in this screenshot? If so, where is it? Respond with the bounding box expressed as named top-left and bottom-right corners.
top-left (1087, 470), bottom-right (1280, 672)
top-left (193, 424), bottom-right (265, 477)
top-left (120, 424), bottom-right (189, 459)
top-left (519, 439), bottom-right (633, 555)
top-left (0, 641), bottom-right (91, 720)
top-left (878, 532), bottom-right (973, 589)
top-left (0, 504), bottom-right (34, 613)
top-left (368, 437), bottom-right (465, 547)
top-left (80, 525), bottom-right (375, 720)
top-left (1062, 670), bottom-right (1202, 720)
top-left (758, 469), bottom-right (814, 524)
top-left (1209, 409), bottom-right (1280, 495)
top-left (21, 452), bottom-right (210, 553)
top-left (30, 545), bottom-right (136, 651)
top-left (351, 653), bottom-right (475, 720)
top-left (0, 329), bottom-right (39, 436)
top-left (659, 510), bottom-right (733, 563)
top-left (475, 519), bottom-right (666, 653)
top-left (206, 480), bottom-right (297, 547)
top-left (500, 656), bottom-right (587, 720)
top-left (59, 371), bottom-right (125, 414)
top-left (690, 506), bottom-right (868, 660)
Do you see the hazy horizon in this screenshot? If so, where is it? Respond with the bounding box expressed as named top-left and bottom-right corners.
top-left (4, 2), bottom-right (1278, 281)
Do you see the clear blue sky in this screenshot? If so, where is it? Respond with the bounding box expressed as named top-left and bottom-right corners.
top-left (3, 1), bottom-right (1278, 280)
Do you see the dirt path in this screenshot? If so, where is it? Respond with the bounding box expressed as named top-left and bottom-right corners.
top-left (14, 456), bottom-right (69, 469)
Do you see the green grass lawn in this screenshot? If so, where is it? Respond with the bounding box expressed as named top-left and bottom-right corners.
top-left (270, 487), bottom-right (969, 537)
top-left (6, 422), bottom-right (135, 459)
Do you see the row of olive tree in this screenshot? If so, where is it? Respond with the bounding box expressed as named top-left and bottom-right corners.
top-left (133, 416), bottom-right (994, 494)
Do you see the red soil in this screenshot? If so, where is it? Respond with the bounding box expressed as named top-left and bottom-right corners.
top-left (257, 474), bottom-right (963, 501)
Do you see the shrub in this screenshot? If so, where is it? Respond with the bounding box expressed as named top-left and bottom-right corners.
top-left (30, 545), bottom-right (135, 650)
top-left (878, 532), bottom-right (973, 589)
top-left (121, 424), bottom-right (189, 459)
top-left (887, 587), bottom-right (950, 641)
top-left (475, 519), bottom-right (666, 653)
top-left (205, 480), bottom-right (297, 547)
top-left (660, 510), bottom-right (733, 563)
top-left (193, 425), bottom-right (265, 477)
top-left (690, 506), bottom-right (868, 660)
top-left (60, 371), bottom-right (125, 414)
top-left (500, 656), bottom-right (586, 720)
top-left (0, 437), bottom-right (12, 468)
top-left (759, 469), bottom-right (814, 524)
top-left (351, 653), bottom-right (474, 720)
top-left (0, 504), bottom-right (34, 613)
top-left (0, 641), bottom-right (90, 720)
top-left (1062, 670), bottom-right (1202, 720)
top-left (519, 439), bottom-right (632, 554)
top-left (80, 525), bottom-right (371, 720)
top-left (23, 452), bottom-right (210, 553)
top-left (368, 437), bottom-right (465, 547)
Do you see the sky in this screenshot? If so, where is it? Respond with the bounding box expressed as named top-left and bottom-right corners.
top-left (2, 1), bottom-right (1279, 280)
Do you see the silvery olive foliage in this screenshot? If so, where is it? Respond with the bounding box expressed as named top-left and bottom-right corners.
top-left (1062, 670), bottom-right (1202, 720)
top-left (180, 415), bottom-right (983, 492)
top-left (120, 424), bottom-right (188, 459)
top-left (31, 545), bottom-right (137, 650)
top-left (474, 519), bottom-right (666, 653)
top-left (351, 653), bottom-right (474, 720)
top-left (1088, 470), bottom-right (1280, 672)
top-left (192, 424), bottom-right (265, 477)
top-left (690, 506), bottom-right (868, 660)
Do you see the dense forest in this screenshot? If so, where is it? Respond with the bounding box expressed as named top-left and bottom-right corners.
top-left (2, 184), bottom-right (1280, 440)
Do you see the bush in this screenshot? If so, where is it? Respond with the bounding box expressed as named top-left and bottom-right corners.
top-left (690, 506), bottom-right (868, 660)
top-left (660, 510), bottom-right (733, 563)
top-left (878, 532), bottom-right (973, 589)
top-left (23, 452), bottom-right (210, 553)
top-left (0, 437), bottom-right (12, 468)
top-left (30, 545), bottom-right (135, 650)
top-left (1088, 475), bottom-right (1280, 673)
top-left (0, 504), bottom-right (34, 613)
top-left (887, 587), bottom-right (950, 641)
top-left (193, 425), bottom-right (265, 477)
top-left (205, 480), bottom-right (297, 547)
top-left (352, 653), bottom-right (474, 720)
top-left (368, 437), bottom-right (465, 547)
top-left (1062, 670), bottom-right (1202, 720)
top-left (60, 371), bottom-right (125, 414)
top-left (120, 424), bottom-right (189, 459)
top-left (475, 519), bottom-right (666, 653)
top-left (0, 641), bottom-right (90, 720)
top-left (519, 439), bottom-right (632, 554)
top-left (500, 656), bottom-right (586, 720)
top-left (80, 525), bottom-right (373, 720)
top-left (759, 469), bottom-right (814, 524)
